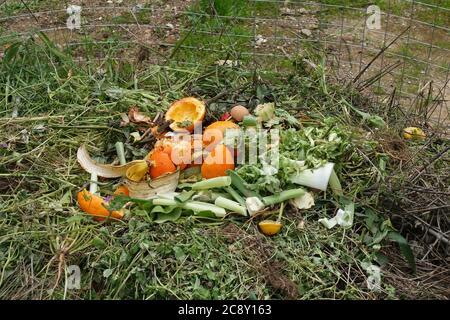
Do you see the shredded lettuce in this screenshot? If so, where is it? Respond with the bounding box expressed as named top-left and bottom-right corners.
top-left (236, 164), bottom-right (281, 194)
top-left (234, 116), bottom-right (356, 196)
top-left (280, 119), bottom-right (351, 168)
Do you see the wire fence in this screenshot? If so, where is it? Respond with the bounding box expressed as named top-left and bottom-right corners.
top-left (0, 0), bottom-right (449, 126)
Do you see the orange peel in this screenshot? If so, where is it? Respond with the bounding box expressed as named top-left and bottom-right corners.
top-left (201, 144), bottom-right (235, 179)
top-left (165, 97), bottom-right (206, 132)
top-left (258, 220), bottom-right (283, 236)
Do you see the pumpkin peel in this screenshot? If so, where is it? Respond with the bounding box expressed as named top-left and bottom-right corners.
top-left (125, 170), bottom-right (180, 199)
top-left (114, 185), bottom-right (129, 196)
top-left (147, 150), bottom-right (177, 179)
top-left (203, 121), bottom-right (240, 149)
top-left (125, 161), bottom-right (149, 182)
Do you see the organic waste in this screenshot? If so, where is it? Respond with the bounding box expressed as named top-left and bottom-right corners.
top-left (258, 220), bottom-right (283, 236)
top-left (403, 127), bottom-right (426, 140)
top-left (203, 120), bottom-right (240, 149)
top-left (258, 202), bottom-right (286, 236)
top-left (147, 149), bottom-right (177, 179)
top-left (74, 90), bottom-right (416, 281)
top-left (230, 105), bottom-right (250, 121)
top-left (77, 189), bottom-right (124, 221)
top-left (76, 98), bottom-right (355, 233)
top-left (201, 144), bottom-right (235, 179)
top-left (165, 97), bottom-right (206, 132)
top-left (125, 161), bottom-right (149, 182)
top-left (5, 8), bottom-right (444, 300)
top-left (114, 185), bottom-right (129, 196)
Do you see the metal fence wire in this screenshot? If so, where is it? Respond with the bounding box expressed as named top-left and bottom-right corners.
top-left (0, 0), bottom-right (449, 126)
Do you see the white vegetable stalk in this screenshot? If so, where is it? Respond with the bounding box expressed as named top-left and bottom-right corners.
top-left (191, 176), bottom-right (231, 190)
top-left (246, 188), bottom-right (306, 216)
top-left (192, 191), bottom-right (232, 202)
top-left (153, 198), bottom-right (177, 206)
top-left (89, 172), bottom-right (98, 195)
top-left (215, 197), bottom-right (247, 216)
top-left (289, 162), bottom-right (335, 191)
top-left (246, 197), bottom-right (265, 216)
top-left (156, 191), bottom-right (180, 200)
top-left (115, 142), bottom-right (127, 165)
top-left (152, 198), bottom-right (226, 218)
top-left (184, 201), bottom-right (226, 217)
top-left (263, 189), bottom-right (306, 206)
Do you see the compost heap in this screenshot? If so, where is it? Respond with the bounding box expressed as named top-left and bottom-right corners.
top-left (75, 96), bottom-right (423, 237)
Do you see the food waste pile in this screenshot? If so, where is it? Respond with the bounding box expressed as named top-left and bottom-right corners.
top-left (75, 96), bottom-right (425, 240)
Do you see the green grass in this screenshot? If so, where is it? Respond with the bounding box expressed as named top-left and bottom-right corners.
top-left (198, 0), bottom-right (251, 16)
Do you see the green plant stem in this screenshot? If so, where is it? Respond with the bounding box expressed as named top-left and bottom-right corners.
top-left (115, 142), bottom-right (126, 165)
top-left (263, 188), bottom-right (306, 206)
top-left (277, 202), bottom-right (285, 222)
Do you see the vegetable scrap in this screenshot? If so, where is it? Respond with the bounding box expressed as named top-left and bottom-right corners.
top-left (230, 105), bottom-right (250, 122)
top-left (203, 121), bottom-right (240, 149)
top-left (77, 189), bottom-right (124, 221)
top-left (76, 96), bottom-right (375, 236)
top-left (318, 202), bottom-right (355, 229)
top-left (201, 144), bottom-right (235, 179)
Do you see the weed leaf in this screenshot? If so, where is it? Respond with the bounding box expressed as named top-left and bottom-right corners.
top-left (387, 231), bottom-right (416, 273)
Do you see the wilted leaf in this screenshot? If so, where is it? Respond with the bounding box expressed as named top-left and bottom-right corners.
top-left (119, 113), bottom-right (130, 127)
top-left (153, 206), bottom-right (182, 223)
top-left (128, 106), bottom-right (153, 125)
top-left (130, 132), bottom-right (141, 142)
top-left (291, 192), bottom-right (315, 209)
top-left (3, 42), bottom-right (21, 63)
top-left (195, 210), bottom-right (218, 218)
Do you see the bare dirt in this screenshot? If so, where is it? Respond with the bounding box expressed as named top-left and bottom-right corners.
top-left (251, 3), bottom-right (449, 127)
top-left (0, 0), bottom-right (194, 64)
